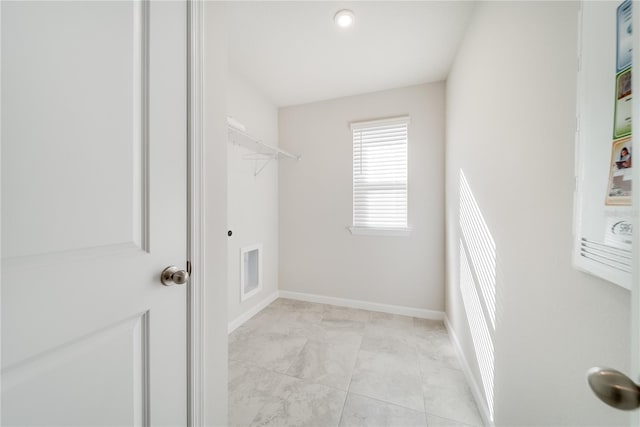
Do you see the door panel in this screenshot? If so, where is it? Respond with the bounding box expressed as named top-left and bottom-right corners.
top-left (2, 1), bottom-right (145, 258)
top-left (3, 314), bottom-right (149, 426)
top-left (1, 1), bottom-right (187, 425)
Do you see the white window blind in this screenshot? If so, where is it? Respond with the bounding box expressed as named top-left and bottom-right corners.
top-left (351, 116), bottom-right (409, 231)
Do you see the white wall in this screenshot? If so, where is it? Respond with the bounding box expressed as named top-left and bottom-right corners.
top-left (203, 2), bottom-right (228, 424)
top-left (227, 71), bottom-right (279, 322)
top-left (279, 83), bottom-right (445, 312)
top-left (445, 2), bottom-right (631, 425)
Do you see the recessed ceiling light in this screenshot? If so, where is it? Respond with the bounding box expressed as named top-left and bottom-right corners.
top-left (334, 9), bottom-right (355, 28)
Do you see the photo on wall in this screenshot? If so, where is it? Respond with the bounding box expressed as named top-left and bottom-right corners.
top-left (617, 0), bottom-right (632, 72)
top-left (613, 67), bottom-right (632, 138)
top-left (606, 136), bottom-right (632, 205)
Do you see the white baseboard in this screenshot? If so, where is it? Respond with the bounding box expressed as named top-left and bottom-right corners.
top-left (279, 290), bottom-right (444, 320)
top-left (228, 291), bottom-right (280, 334)
top-left (444, 315), bottom-right (493, 427)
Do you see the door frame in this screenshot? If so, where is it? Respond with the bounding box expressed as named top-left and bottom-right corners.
top-left (179, 1), bottom-right (640, 425)
top-left (631, 1), bottom-right (639, 425)
top-left (187, 0), bottom-right (206, 425)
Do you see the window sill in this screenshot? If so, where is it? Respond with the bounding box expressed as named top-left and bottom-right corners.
top-left (348, 226), bottom-right (412, 237)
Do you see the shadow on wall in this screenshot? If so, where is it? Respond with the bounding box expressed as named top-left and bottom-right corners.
top-left (459, 169), bottom-right (498, 423)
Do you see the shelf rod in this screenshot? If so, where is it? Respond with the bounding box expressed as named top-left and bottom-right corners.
top-left (227, 125), bottom-right (301, 162)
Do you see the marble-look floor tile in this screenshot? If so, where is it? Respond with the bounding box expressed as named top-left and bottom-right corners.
top-left (253, 315), bottom-right (323, 339)
top-left (339, 393), bottom-right (427, 427)
top-left (323, 305), bottom-right (372, 322)
top-left (349, 350), bottom-right (424, 412)
top-left (228, 299), bottom-right (482, 427)
top-left (412, 318), bottom-right (449, 339)
top-left (321, 318), bottom-right (368, 337)
top-left (426, 414), bottom-right (477, 427)
top-left (250, 376), bottom-right (347, 427)
top-left (270, 298), bottom-right (325, 313)
top-left (421, 364), bottom-right (483, 426)
top-left (229, 332), bottom-right (307, 373)
top-left (228, 360), bottom-right (284, 427)
top-left (286, 335), bottom-right (362, 390)
top-left (276, 303), bottom-right (325, 324)
top-left (358, 336), bottom-right (421, 374)
top-left (287, 309), bottom-right (325, 323)
top-left (365, 313), bottom-right (419, 341)
top-left (412, 318), bottom-right (446, 336)
top-left (289, 320), bottom-right (363, 343)
top-left (230, 305), bottom-right (304, 343)
top-left (360, 332), bottom-right (416, 360)
top-left (369, 311), bottom-right (414, 329)
top-left (257, 303), bottom-right (288, 316)
top-left (415, 334), bottom-right (460, 370)
top-left (230, 308), bottom-right (283, 341)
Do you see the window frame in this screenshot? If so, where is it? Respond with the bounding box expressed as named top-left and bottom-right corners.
top-left (349, 115), bottom-right (411, 237)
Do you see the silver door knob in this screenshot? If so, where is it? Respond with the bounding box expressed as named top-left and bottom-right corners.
top-left (161, 266), bottom-right (190, 286)
top-left (587, 367), bottom-right (640, 410)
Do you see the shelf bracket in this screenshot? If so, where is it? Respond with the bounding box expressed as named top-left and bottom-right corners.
top-left (227, 124), bottom-right (300, 177)
top-left (254, 155), bottom-right (276, 176)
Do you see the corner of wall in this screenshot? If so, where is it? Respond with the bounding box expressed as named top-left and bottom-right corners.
top-left (444, 315), bottom-right (494, 427)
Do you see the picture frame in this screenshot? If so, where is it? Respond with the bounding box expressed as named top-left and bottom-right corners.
top-left (605, 136), bottom-right (632, 205)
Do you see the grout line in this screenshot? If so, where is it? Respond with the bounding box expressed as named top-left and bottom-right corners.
top-left (282, 335), bottom-right (309, 377)
top-left (234, 357), bottom-right (348, 391)
top-left (345, 389), bottom-right (426, 414)
top-left (413, 327), bottom-right (430, 421)
top-left (338, 334), bottom-right (361, 427)
top-left (346, 391), bottom-right (426, 414)
top-left (336, 389), bottom-right (349, 427)
top-left (413, 322), bottom-right (446, 424)
top-left (424, 412), bottom-right (475, 427)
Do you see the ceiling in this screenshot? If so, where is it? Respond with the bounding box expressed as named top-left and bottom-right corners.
top-left (226, 1), bottom-right (476, 107)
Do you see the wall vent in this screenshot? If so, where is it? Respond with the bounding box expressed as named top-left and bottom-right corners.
top-left (579, 238), bottom-right (632, 273)
top-left (240, 244), bottom-right (262, 301)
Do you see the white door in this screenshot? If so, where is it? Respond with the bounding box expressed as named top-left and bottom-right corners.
top-left (1, 1), bottom-right (188, 425)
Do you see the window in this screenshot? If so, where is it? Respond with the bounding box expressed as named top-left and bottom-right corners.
top-left (350, 116), bottom-right (410, 235)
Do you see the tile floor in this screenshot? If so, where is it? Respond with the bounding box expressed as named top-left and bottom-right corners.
top-left (229, 298), bottom-right (483, 427)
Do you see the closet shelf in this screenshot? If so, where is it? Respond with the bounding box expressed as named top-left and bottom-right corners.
top-left (227, 125), bottom-right (301, 176)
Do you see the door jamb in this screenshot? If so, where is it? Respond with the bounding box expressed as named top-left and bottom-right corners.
top-left (631, 1), bottom-right (640, 425)
top-left (187, 0), bottom-right (205, 425)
